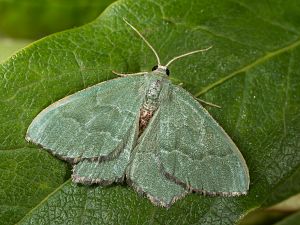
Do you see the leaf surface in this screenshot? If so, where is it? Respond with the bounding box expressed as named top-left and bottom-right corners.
top-left (0, 0), bottom-right (300, 224)
top-left (274, 211), bottom-right (300, 225)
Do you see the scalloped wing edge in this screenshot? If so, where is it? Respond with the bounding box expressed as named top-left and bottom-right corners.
top-left (126, 175), bottom-right (189, 208)
top-left (163, 166), bottom-right (248, 197)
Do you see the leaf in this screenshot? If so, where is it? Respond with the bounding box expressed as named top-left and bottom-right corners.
top-left (239, 194), bottom-right (300, 225)
top-left (0, 148), bottom-right (70, 224)
top-left (0, 0), bottom-right (116, 38)
top-left (0, 0), bottom-right (300, 224)
top-left (274, 211), bottom-right (300, 225)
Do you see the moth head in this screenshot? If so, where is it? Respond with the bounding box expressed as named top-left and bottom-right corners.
top-left (152, 65), bottom-right (170, 76)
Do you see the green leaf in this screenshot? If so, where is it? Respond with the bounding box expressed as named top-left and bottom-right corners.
top-left (274, 211), bottom-right (300, 225)
top-left (0, 148), bottom-right (70, 224)
top-left (239, 194), bottom-right (300, 225)
top-left (0, 0), bottom-right (116, 38)
top-left (1, 0), bottom-right (300, 224)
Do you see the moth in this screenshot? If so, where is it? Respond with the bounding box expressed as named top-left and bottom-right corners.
top-left (26, 19), bottom-right (250, 208)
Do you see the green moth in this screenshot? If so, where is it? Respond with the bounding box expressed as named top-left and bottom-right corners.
top-left (26, 19), bottom-right (250, 208)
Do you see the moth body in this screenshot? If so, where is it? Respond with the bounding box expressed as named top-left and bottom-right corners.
top-left (139, 67), bottom-right (169, 133)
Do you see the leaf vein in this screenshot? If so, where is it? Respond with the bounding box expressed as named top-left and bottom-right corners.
top-left (231, 0), bottom-right (300, 35)
top-left (15, 179), bottom-right (71, 225)
top-left (195, 38), bottom-right (300, 97)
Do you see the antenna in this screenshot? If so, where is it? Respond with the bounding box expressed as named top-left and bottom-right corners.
top-left (123, 18), bottom-right (213, 69)
top-left (123, 18), bottom-right (161, 66)
top-left (165, 46), bottom-right (213, 67)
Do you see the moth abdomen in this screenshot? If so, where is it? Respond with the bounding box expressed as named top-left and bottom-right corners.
top-left (138, 79), bottom-right (162, 134)
top-left (139, 108), bottom-right (155, 134)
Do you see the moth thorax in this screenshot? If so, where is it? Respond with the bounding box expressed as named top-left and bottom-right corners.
top-left (146, 80), bottom-right (161, 100)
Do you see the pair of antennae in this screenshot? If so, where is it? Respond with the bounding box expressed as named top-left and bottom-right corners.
top-left (123, 18), bottom-right (212, 67)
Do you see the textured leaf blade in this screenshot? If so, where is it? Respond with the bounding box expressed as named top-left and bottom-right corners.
top-left (0, 148), bottom-right (69, 225)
